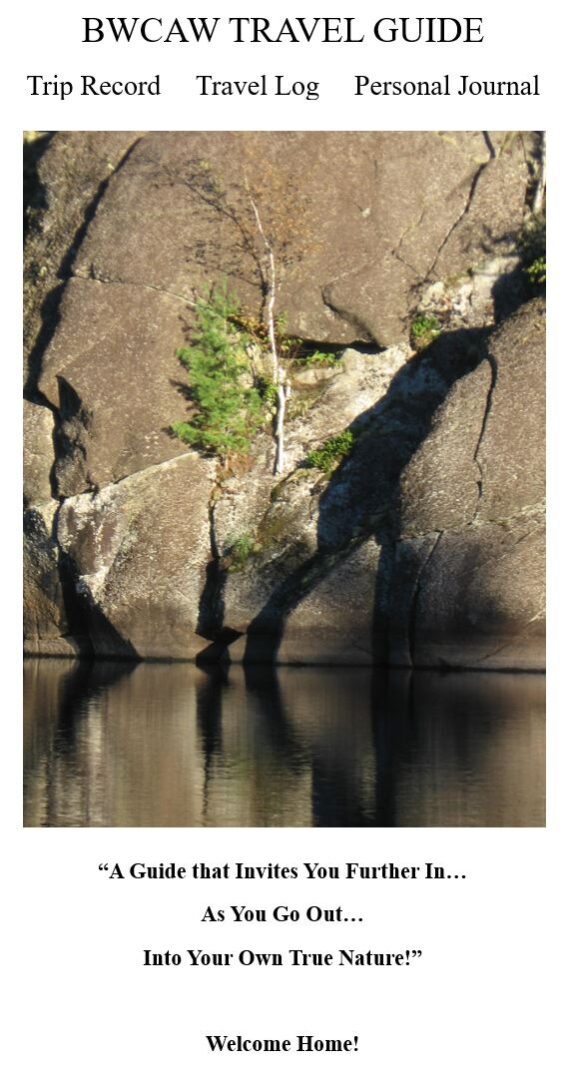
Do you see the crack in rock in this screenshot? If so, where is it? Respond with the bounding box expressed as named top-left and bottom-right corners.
top-left (320, 266), bottom-right (377, 341)
top-left (57, 137), bottom-right (143, 281)
top-left (70, 268), bottom-right (196, 306)
top-left (407, 530), bottom-right (443, 667)
top-left (472, 351), bottom-right (498, 519)
top-left (425, 145), bottom-right (497, 282)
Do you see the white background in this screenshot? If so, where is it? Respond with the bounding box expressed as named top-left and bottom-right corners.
top-left (5, 2), bottom-right (565, 1077)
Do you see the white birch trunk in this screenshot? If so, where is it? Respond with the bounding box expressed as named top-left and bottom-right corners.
top-left (533, 132), bottom-right (546, 217)
top-left (249, 196), bottom-right (287, 475)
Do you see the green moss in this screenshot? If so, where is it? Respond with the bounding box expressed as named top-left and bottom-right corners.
top-left (519, 216), bottom-right (546, 292)
top-left (292, 348), bottom-right (342, 369)
top-left (305, 429), bottom-right (355, 472)
top-left (525, 256), bottom-right (546, 286)
top-left (410, 314), bottom-right (441, 350)
top-left (226, 532), bottom-right (257, 571)
top-left (259, 497), bottom-right (300, 546)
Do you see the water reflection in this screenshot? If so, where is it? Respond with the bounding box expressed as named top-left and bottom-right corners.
top-left (23, 659), bottom-right (545, 827)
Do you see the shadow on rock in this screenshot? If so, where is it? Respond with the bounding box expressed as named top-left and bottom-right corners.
top-left (238, 327), bottom-right (489, 667)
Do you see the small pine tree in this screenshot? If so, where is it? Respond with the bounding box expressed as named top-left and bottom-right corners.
top-left (170, 285), bottom-right (265, 457)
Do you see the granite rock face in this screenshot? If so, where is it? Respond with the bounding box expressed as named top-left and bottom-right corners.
top-left (55, 454), bottom-right (216, 659)
top-left (23, 501), bottom-right (77, 655)
top-left (23, 400), bottom-right (54, 506)
top-left (26, 131), bottom-right (530, 501)
top-left (406, 300), bottom-right (546, 670)
top-left (24, 131), bottom-right (140, 389)
top-left (38, 278), bottom-right (190, 495)
top-left (23, 132), bottom-right (545, 668)
top-left (226, 300), bottom-right (545, 671)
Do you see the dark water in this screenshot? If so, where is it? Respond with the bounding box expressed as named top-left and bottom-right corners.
top-left (23, 659), bottom-right (545, 827)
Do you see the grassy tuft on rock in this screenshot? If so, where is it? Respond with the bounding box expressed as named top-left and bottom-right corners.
top-left (305, 430), bottom-right (355, 472)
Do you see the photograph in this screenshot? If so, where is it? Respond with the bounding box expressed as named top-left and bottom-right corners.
top-left (23, 130), bottom-right (545, 827)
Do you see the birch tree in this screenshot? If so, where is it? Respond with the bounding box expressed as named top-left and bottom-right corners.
top-left (164, 141), bottom-right (313, 475)
top-left (532, 131), bottom-right (546, 216)
top-left (247, 186), bottom-right (290, 475)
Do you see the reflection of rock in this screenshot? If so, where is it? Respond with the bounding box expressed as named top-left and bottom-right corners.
top-left (385, 670), bottom-right (546, 827)
top-left (23, 657), bottom-right (81, 826)
top-left (275, 666), bottom-right (378, 826)
top-left (23, 661), bottom-right (545, 827)
top-left (24, 659), bottom-right (205, 827)
top-left (195, 668), bottom-right (314, 828)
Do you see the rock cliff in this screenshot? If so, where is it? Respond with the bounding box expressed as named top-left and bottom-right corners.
top-left (24, 132), bottom-right (545, 669)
